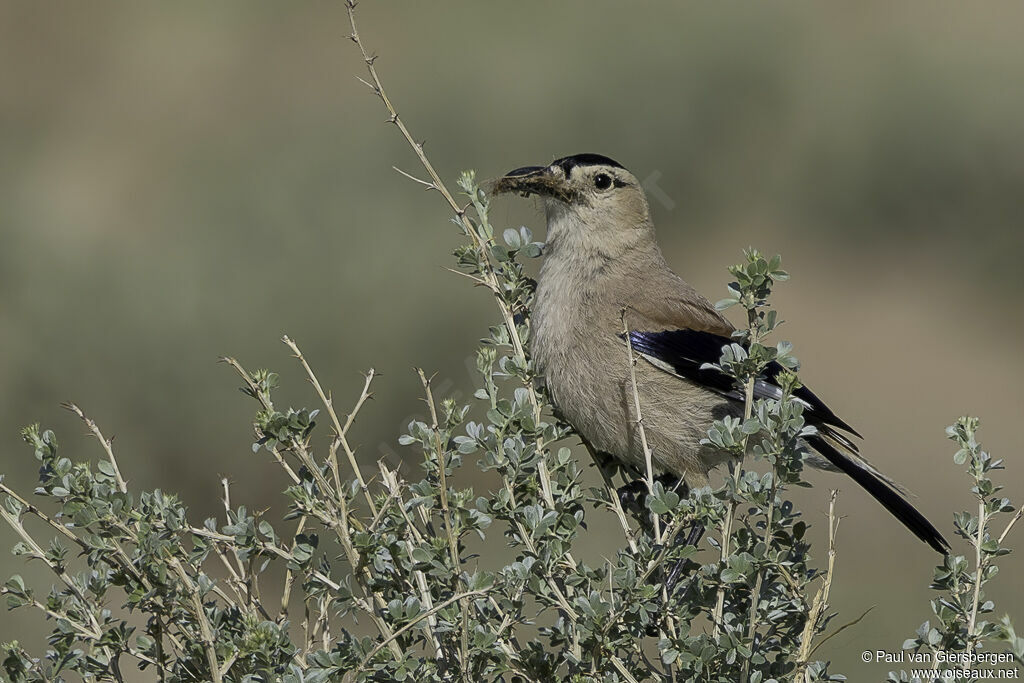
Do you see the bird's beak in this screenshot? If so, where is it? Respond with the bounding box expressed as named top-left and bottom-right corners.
top-left (505, 165), bottom-right (546, 178)
top-left (490, 164), bottom-right (574, 202)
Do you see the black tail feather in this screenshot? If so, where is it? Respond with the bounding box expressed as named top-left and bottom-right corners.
top-left (807, 435), bottom-right (950, 555)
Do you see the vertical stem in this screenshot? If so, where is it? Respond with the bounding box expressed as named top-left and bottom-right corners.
top-left (740, 471), bottom-right (778, 683)
top-left (621, 312), bottom-right (662, 544)
top-left (154, 617), bottom-right (167, 682)
top-left (418, 369), bottom-right (471, 675)
top-left (344, 0), bottom-right (592, 664)
top-left (587, 443), bottom-right (640, 555)
top-left (63, 402), bottom-right (128, 495)
top-left (966, 496), bottom-right (986, 653)
top-left (378, 462), bottom-right (446, 659)
top-left (167, 557), bottom-right (222, 683)
top-left (712, 310), bottom-right (761, 640)
top-left (278, 516), bottom-right (308, 623)
top-left (795, 490), bottom-right (839, 680)
top-left (621, 313), bottom-right (677, 644)
top-left (283, 336), bottom-right (378, 518)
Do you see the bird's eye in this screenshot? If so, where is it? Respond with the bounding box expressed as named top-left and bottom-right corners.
top-left (593, 173), bottom-right (613, 191)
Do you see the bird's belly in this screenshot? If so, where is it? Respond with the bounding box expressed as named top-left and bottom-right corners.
top-left (542, 346), bottom-right (734, 485)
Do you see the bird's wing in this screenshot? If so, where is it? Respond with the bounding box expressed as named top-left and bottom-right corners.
top-left (624, 326), bottom-right (860, 440)
top-left (622, 276), bottom-right (735, 337)
top-left (621, 297), bottom-right (949, 554)
top-left (621, 280), bottom-right (860, 438)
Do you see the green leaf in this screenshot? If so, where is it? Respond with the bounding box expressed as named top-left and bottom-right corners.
top-left (715, 297), bottom-right (738, 311)
top-left (502, 229), bottom-right (522, 248)
top-left (721, 568), bottom-right (744, 584)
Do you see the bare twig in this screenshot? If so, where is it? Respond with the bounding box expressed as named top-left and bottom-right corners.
top-left (282, 335), bottom-right (378, 517)
top-left (796, 490), bottom-right (840, 679)
top-left (806, 605), bottom-right (874, 661)
top-left (278, 515), bottom-right (307, 623)
top-left (999, 508), bottom-right (1023, 545)
top-left (220, 477), bottom-right (265, 617)
top-left (63, 402), bottom-right (128, 494)
top-left (167, 556), bottom-right (223, 683)
top-left (393, 165), bottom-right (437, 190)
top-left (417, 368), bottom-right (471, 671)
top-left (621, 312), bottom-right (678, 645)
top-left (343, 4), bottom-right (590, 664)
top-left (741, 457), bottom-right (781, 682)
top-left (584, 442), bottom-right (639, 555)
top-left (343, 1), bottom-right (575, 576)
top-left (966, 495), bottom-right (987, 650)
top-left (620, 311), bottom-right (662, 543)
top-left (609, 654), bottom-right (642, 683)
top-left (347, 589), bottom-right (488, 680)
top-left (712, 310), bottom-right (762, 639)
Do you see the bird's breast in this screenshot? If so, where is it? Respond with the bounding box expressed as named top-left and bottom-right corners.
top-left (532, 264), bottom-right (630, 445)
top-left (530, 256), bottom-right (730, 482)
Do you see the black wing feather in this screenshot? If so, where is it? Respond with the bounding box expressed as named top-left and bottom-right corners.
top-left (626, 329), bottom-right (860, 437)
top-left (807, 435), bottom-right (949, 553)
top-left (626, 328), bottom-right (949, 554)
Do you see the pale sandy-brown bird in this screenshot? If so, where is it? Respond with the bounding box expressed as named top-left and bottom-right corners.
top-left (493, 153), bottom-right (948, 554)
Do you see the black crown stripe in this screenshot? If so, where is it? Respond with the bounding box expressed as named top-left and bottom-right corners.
top-left (551, 153), bottom-right (625, 174)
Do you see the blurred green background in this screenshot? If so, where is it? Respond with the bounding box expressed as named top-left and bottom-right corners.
top-left (2, 1), bottom-right (1022, 677)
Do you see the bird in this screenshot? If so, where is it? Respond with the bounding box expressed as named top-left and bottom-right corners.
top-left (491, 152), bottom-right (949, 555)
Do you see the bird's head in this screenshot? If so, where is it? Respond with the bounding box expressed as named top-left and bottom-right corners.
top-left (491, 153), bottom-right (654, 256)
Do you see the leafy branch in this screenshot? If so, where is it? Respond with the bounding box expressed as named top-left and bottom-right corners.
top-left (0, 7), bottom-right (1020, 683)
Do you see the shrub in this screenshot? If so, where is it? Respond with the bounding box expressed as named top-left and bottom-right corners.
top-left (1, 4), bottom-right (1020, 682)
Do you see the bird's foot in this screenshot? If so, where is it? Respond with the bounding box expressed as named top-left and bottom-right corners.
top-left (664, 521), bottom-right (705, 593)
top-left (642, 520), bottom-right (704, 636)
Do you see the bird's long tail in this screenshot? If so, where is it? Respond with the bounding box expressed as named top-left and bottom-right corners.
top-left (806, 432), bottom-right (950, 555)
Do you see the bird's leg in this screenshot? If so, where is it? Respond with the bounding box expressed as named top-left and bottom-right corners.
top-left (683, 520), bottom-right (706, 548)
top-left (611, 462), bottom-right (702, 588)
top-left (663, 530), bottom-right (701, 595)
top-left (631, 477), bottom-right (704, 636)
top-left (651, 478), bottom-right (705, 596)
top-left (611, 470), bottom-right (704, 635)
